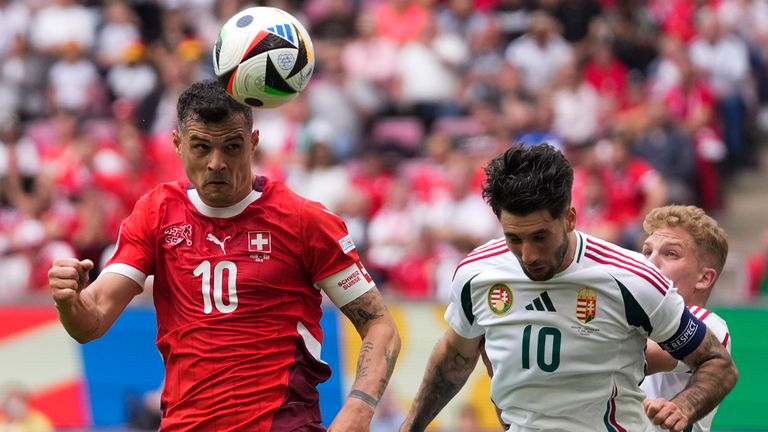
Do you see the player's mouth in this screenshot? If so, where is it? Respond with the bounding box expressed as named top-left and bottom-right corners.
top-left (205, 179), bottom-right (229, 186)
top-left (526, 265), bottom-right (547, 275)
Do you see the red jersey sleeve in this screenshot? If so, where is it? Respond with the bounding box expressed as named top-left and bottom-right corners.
top-left (104, 191), bottom-right (158, 282)
top-left (300, 201), bottom-right (361, 283)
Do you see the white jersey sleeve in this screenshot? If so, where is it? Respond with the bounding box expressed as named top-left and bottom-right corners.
top-left (445, 268), bottom-right (485, 339)
top-left (583, 236), bottom-right (707, 359)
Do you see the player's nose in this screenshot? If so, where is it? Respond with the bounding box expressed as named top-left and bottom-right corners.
top-left (207, 149), bottom-right (227, 171)
top-left (520, 241), bottom-right (539, 265)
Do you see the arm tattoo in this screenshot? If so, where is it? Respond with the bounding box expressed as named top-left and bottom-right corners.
top-left (356, 342), bottom-right (374, 379)
top-left (342, 292), bottom-right (384, 330)
top-left (674, 331), bottom-right (738, 421)
top-left (410, 349), bottom-right (478, 430)
top-left (349, 389), bottom-right (378, 408)
top-left (377, 348), bottom-right (397, 400)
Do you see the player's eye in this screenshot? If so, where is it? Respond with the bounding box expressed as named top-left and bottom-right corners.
top-left (641, 249), bottom-right (651, 257)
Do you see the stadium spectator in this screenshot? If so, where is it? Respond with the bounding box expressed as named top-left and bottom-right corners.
top-left (640, 205), bottom-right (732, 432)
top-left (549, 58), bottom-right (600, 146)
top-left (593, 128), bottom-right (668, 249)
top-left (94, 0), bottom-right (142, 70)
top-left (504, 11), bottom-right (572, 96)
top-left (399, 144), bottom-right (736, 431)
top-left (46, 41), bottom-right (104, 116)
top-left (631, 101), bottom-right (697, 206)
top-left (105, 41), bottom-right (159, 104)
top-left (373, 0), bottom-right (430, 45)
top-left (745, 228), bottom-right (768, 298)
top-left (285, 123), bottom-right (353, 213)
top-left (661, 54), bottom-right (725, 210)
top-left (340, 10), bottom-right (399, 116)
top-left (392, 11), bottom-right (467, 130)
top-left (0, 0), bottom-right (761, 318)
top-left (688, 8), bottom-right (751, 172)
top-left (48, 80), bottom-right (400, 431)
top-left (28, 0), bottom-right (96, 55)
top-left (0, 384), bottom-right (53, 432)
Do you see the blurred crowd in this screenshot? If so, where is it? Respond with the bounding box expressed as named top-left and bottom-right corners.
top-left (1, 0), bottom-right (768, 304)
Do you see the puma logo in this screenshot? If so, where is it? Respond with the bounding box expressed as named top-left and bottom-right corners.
top-left (206, 233), bottom-right (231, 254)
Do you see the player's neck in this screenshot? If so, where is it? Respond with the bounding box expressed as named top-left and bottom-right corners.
top-left (556, 231), bottom-right (579, 274)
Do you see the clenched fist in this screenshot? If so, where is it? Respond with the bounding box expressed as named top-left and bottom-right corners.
top-left (49, 258), bottom-right (94, 305)
top-left (644, 398), bottom-right (690, 432)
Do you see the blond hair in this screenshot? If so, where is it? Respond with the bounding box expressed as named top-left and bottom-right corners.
top-left (643, 205), bottom-right (728, 277)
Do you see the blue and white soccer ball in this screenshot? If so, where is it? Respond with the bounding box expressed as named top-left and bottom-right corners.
top-left (212, 7), bottom-right (315, 109)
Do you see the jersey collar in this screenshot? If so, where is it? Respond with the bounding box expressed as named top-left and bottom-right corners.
top-left (187, 188), bottom-right (262, 218)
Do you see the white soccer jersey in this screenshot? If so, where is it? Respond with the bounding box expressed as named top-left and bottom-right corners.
top-left (445, 231), bottom-right (707, 432)
top-left (641, 306), bottom-right (731, 432)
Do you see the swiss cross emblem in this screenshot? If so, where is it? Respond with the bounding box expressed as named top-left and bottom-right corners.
top-left (487, 283), bottom-right (513, 315)
top-left (576, 287), bottom-right (598, 323)
top-left (164, 224), bottom-right (192, 247)
top-left (248, 231), bottom-right (271, 253)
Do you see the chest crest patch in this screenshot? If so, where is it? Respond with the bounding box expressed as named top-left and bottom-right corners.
top-left (487, 283), bottom-right (513, 315)
top-left (576, 287), bottom-right (598, 323)
top-left (164, 224), bottom-right (192, 247)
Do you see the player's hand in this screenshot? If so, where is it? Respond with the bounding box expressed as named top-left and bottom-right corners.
top-left (328, 397), bottom-right (374, 432)
top-left (644, 398), bottom-right (691, 432)
top-left (49, 258), bottom-right (94, 305)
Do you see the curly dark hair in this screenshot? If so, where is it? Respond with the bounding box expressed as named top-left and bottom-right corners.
top-left (176, 79), bottom-right (253, 131)
top-left (482, 143), bottom-right (573, 219)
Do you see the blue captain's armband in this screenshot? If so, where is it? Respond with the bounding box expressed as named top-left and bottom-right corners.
top-left (659, 307), bottom-right (708, 360)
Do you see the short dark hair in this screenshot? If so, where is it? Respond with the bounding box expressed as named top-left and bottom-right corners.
top-left (482, 143), bottom-right (573, 219)
top-left (176, 79), bottom-right (253, 131)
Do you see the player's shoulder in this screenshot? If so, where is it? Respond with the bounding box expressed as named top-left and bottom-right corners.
top-left (580, 232), bottom-right (672, 295)
top-left (135, 181), bottom-right (186, 208)
top-left (687, 305), bottom-right (729, 332)
top-left (452, 237), bottom-right (512, 284)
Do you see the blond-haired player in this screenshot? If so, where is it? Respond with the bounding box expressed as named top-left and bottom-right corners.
top-left (641, 205), bottom-right (732, 432)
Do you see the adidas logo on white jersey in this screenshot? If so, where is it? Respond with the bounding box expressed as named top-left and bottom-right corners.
top-left (525, 291), bottom-right (556, 312)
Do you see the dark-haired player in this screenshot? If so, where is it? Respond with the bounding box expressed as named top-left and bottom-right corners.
top-left (49, 80), bottom-right (400, 432)
top-left (400, 144), bottom-right (736, 432)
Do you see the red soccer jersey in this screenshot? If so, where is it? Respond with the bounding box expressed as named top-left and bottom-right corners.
top-left (104, 177), bottom-right (368, 431)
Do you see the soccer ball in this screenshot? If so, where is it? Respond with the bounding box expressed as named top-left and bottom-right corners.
top-left (212, 7), bottom-right (315, 109)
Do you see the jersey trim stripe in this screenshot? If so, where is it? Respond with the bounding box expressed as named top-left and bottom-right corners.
top-left (100, 263), bottom-right (147, 289)
top-left (575, 232), bottom-right (585, 263)
top-left (584, 246), bottom-right (669, 295)
top-left (461, 275), bottom-right (479, 325)
top-left (453, 247), bottom-right (509, 280)
top-left (698, 309), bottom-right (712, 321)
top-left (576, 231), bottom-right (587, 264)
top-left (722, 332), bottom-right (730, 348)
top-left (589, 237), bottom-right (669, 287)
top-left (187, 188), bottom-right (263, 218)
top-left (467, 239), bottom-right (506, 257)
top-left (602, 384), bottom-right (627, 432)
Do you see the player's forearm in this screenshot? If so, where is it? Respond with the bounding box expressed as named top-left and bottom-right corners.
top-left (673, 338), bottom-right (738, 422)
top-left (347, 320), bottom-right (400, 409)
top-left (55, 289), bottom-right (104, 343)
top-left (400, 334), bottom-right (479, 431)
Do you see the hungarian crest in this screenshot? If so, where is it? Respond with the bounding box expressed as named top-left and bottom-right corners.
top-left (576, 287), bottom-right (597, 323)
top-left (487, 283), bottom-right (513, 315)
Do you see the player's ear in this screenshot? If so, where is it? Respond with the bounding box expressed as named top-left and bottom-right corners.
top-left (696, 266), bottom-right (718, 291)
top-left (172, 129), bottom-right (182, 155)
top-left (251, 128), bottom-right (259, 150)
top-left (566, 206), bottom-right (576, 231)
